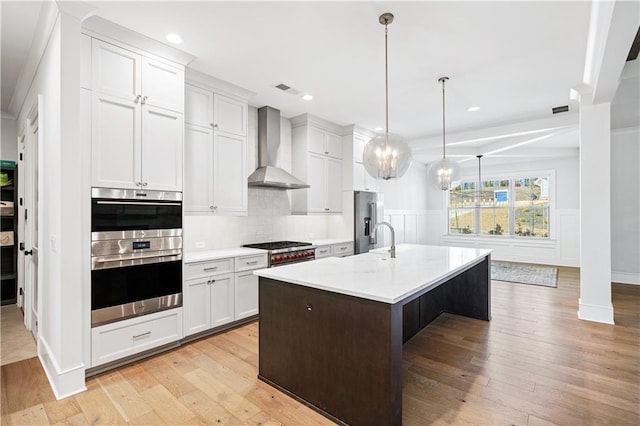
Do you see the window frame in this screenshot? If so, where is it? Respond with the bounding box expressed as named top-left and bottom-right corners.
top-left (445, 169), bottom-right (555, 239)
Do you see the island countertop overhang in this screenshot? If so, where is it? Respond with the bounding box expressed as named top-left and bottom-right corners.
top-left (253, 244), bottom-right (492, 304)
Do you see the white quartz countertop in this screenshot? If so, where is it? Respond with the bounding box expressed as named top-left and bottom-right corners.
top-left (184, 247), bottom-right (267, 263)
top-left (310, 238), bottom-right (352, 246)
top-left (254, 244), bottom-right (492, 304)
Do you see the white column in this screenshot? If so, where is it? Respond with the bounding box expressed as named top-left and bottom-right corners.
top-left (578, 101), bottom-right (614, 324)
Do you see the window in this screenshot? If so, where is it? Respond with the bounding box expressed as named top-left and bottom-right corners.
top-left (448, 175), bottom-right (550, 238)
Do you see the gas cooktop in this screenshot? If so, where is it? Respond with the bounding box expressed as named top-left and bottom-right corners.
top-left (243, 241), bottom-right (312, 251)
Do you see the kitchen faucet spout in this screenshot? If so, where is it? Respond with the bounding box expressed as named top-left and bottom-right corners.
top-left (372, 221), bottom-right (396, 258)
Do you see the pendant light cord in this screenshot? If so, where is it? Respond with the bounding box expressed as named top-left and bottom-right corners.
top-left (441, 78), bottom-right (446, 159)
top-left (384, 22), bottom-right (389, 135)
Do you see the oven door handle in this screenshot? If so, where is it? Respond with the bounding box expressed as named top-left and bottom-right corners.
top-left (95, 201), bottom-right (182, 207)
top-left (92, 250), bottom-right (182, 270)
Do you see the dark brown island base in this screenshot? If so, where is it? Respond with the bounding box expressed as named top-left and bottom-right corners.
top-left (255, 244), bottom-right (492, 426)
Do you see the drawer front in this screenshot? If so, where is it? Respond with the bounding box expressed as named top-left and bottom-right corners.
top-left (235, 254), bottom-right (268, 272)
top-left (92, 309), bottom-right (182, 367)
top-left (333, 242), bottom-right (354, 257)
top-left (315, 245), bottom-right (332, 259)
top-left (184, 257), bottom-right (234, 279)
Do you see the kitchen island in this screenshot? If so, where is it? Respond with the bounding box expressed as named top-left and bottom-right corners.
top-left (254, 244), bottom-right (492, 426)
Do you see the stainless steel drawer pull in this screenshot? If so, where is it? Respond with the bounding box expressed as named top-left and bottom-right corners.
top-left (340, 247), bottom-right (347, 250)
top-left (132, 331), bottom-right (151, 339)
top-left (246, 261), bottom-right (258, 265)
top-left (203, 267), bottom-right (218, 271)
top-left (96, 201), bottom-right (181, 206)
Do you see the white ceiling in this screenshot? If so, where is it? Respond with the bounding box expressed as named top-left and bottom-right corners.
top-left (2, 1), bottom-right (636, 165)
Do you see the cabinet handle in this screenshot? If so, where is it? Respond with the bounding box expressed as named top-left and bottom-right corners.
top-left (134, 95), bottom-right (142, 104)
top-left (136, 182), bottom-right (142, 187)
top-left (324, 151), bottom-right (329, 154)
top-left (142, 182), bottom-right (148, 187)
top-left (324, 208), bottom-right (330, 211)
top-left (340, 247), bottom-right (347, 251)
top-left (141, 96), bottom-right (148, 105)
top-left (203, 266), bottom-right (218, 271)
top-left (210, 279), bottom-right (216, 283)
top-left (306, 304), bottom-right (313, 311)
top-left (132, 331), bottom-right (151, 340)
top-left (213, 124), bottom-right (219, 129)
top-left (246, 261), bottom-right (258, 265)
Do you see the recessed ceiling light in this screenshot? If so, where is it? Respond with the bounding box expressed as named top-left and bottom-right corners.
top-left (467, 106), bottom-right (480, 112)
top-left (374, 127), bottom-right (383, 131)
top-left (165, 33), bottom-right (183, 44)
top-left (302, 94), bottom-right (313, 101)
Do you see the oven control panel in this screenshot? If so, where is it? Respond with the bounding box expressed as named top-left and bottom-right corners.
top-left (270, 249), bottom-right (315, 266)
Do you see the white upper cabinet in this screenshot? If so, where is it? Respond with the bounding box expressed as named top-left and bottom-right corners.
top-left (89, 37), bottom-right (185, 191)
top-left (141, 106), bottom-right (183, 191)
top-left (184, 82), bottom-right (249, 215)
top-left (184, 124), bottom-right (214, 212)
top-left (91, 92), bottom-right (141, 190)
top-left (141, 57), bottom-right (184, 112)
top-left (92, 39), bottom-right (141, 101)
top-left (214, 94), bottom-right (247, 136)
top-left (343, 129), bottom-right (379, 192)
top-left (185, 85), bottom-right (214, 128)
top-left (291, 114), bottom-right (343, 214)
top-left (308, 127), bottom-right (342, 159)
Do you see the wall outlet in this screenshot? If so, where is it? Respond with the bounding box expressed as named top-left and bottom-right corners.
top-left (195, 241), bottom-right (206, 249)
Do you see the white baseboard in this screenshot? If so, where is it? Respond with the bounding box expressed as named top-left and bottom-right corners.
top-left (39, 337), bottom-right (87, 400)
top-left (611, 271), bottom-right (640, 285)
top-left (578, 300), bottom-right (615, 325)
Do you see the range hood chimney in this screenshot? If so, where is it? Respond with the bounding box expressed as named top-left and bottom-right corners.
top-left (248, 106), bottom-right (309, 189)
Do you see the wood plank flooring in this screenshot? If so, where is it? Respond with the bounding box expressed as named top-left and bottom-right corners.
top-left (2, 267), bottom-right (639, 425)
top-left (0, 305), bottom-right (37, 366)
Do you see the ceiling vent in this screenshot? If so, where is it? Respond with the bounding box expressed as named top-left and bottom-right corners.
top-left (274, 83), bottom-right (301, 95)
top-left (552, 105), bottom-right (570, 114)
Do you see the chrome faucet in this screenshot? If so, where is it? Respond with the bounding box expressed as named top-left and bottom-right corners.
top-left (372, 221), bottom-right (396, 258)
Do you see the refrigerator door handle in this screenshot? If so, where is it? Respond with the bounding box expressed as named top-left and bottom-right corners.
top-left (369, 202), bottom-right (377, 244)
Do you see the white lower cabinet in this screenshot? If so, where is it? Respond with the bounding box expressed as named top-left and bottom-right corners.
top-left (235, 271), bottom-right (258, 320)
top-left (183, 252), bottom-right (267, 337)
top-left (92, 308), bottom-right (183, 367)
top-left (315, 245), bottom-right (332, 259)
top-left (314, 241), bottom-right (355, 260)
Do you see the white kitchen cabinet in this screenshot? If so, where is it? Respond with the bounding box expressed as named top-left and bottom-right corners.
top-left (92, 308), bottom-right (183, 367)
top-left (92, 39), bottom-right (183, 113)
top-left (315, 245), bottom-right (332, 259)
top-left (91, 92), bottom-right (183, 191)
top-left (183, 268), bottom-right (235, 337)
top-left (90, 38), bottom-right (184, 191)
top-left (184, 126), bottom-right (247, 214)
top-left (332, 241), bottom-right (354, 257)
top-left (308, 127), bottom-right (342, 159)
top-left (291, 114), bottom-right (344, 214)
top-left (184, 85), bottom-right (248, 215)
top-left (354, 162), bottom-right (379, 192)
top-left (235, 271), bottom-right (258, 320)
top-left (233, 253), bottom-right (268, 320)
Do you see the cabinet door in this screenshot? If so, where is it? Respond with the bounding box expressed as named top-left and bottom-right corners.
top-left (307, 153), bottom-right (327, 213)
top-left (308, 128), bottom-right (326, 156)
top-left (92, 39), bottom-right (141, 101)
top-left (354, 135), bottom-right (369, 163)
top-left (91, 92), bottom-right (140, 189)
top-left (142, 57), bottom-right (184, 113)
top-left (235, 271), bottom-right (258, 320)
top-left (185, 85), bottom-right (213, 128)
top-left (210, 274), bottom-right (234, 327)
top-left (353, 162), bottom-right (366, 191)
top-left (325, 132), bottom-right (342, 159)
top-left (184, 125), bottom-right (214, 212)
top-left (363, 164), bottom-right (379, 192)
top-left (141, 106), bottom-right (183, 191)
top-left (213, 133), bottom-right (247, 214)
top-left (214, 94), bottom-right (247, 136)
top-left (183, 278), bottom-right (211, 336)
top-left (326, 157), bottom-right (343, 213)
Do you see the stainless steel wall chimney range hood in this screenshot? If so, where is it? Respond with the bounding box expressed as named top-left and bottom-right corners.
top-left (248, 106), bottom-right (310, 189)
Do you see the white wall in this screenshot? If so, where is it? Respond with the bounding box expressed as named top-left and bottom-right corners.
top-left (184, 107), bottom-right (340, 251)
top-left (611, 128), bottom-right (640, 284)
top-left (422, 156), bottom-right (580, 266)
top-left (16, 4), bottom-right (86, 398)
top-left (1, 116), bottom-right (18, 161)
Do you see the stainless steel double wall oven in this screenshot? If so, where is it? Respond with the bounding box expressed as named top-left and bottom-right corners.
top-left (91, 188), bottom-right (183, 326)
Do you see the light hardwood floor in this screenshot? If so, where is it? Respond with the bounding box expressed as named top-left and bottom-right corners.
top-left (2, 267), bottom-right (639, 425)
top-left (0, 305), bottom-right (37, 366)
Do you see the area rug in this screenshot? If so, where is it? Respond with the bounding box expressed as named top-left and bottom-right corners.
top-left (491, 261), bottom-right (558, 288)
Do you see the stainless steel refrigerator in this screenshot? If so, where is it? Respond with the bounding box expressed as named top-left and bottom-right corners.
top-left (354, 191), bottom-right (385, 254)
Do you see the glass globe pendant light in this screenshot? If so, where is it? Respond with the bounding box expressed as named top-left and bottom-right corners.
top-left (362, 13), bottom-right (412, 181)
top-left (428, 76), bottom-right (461, 190)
